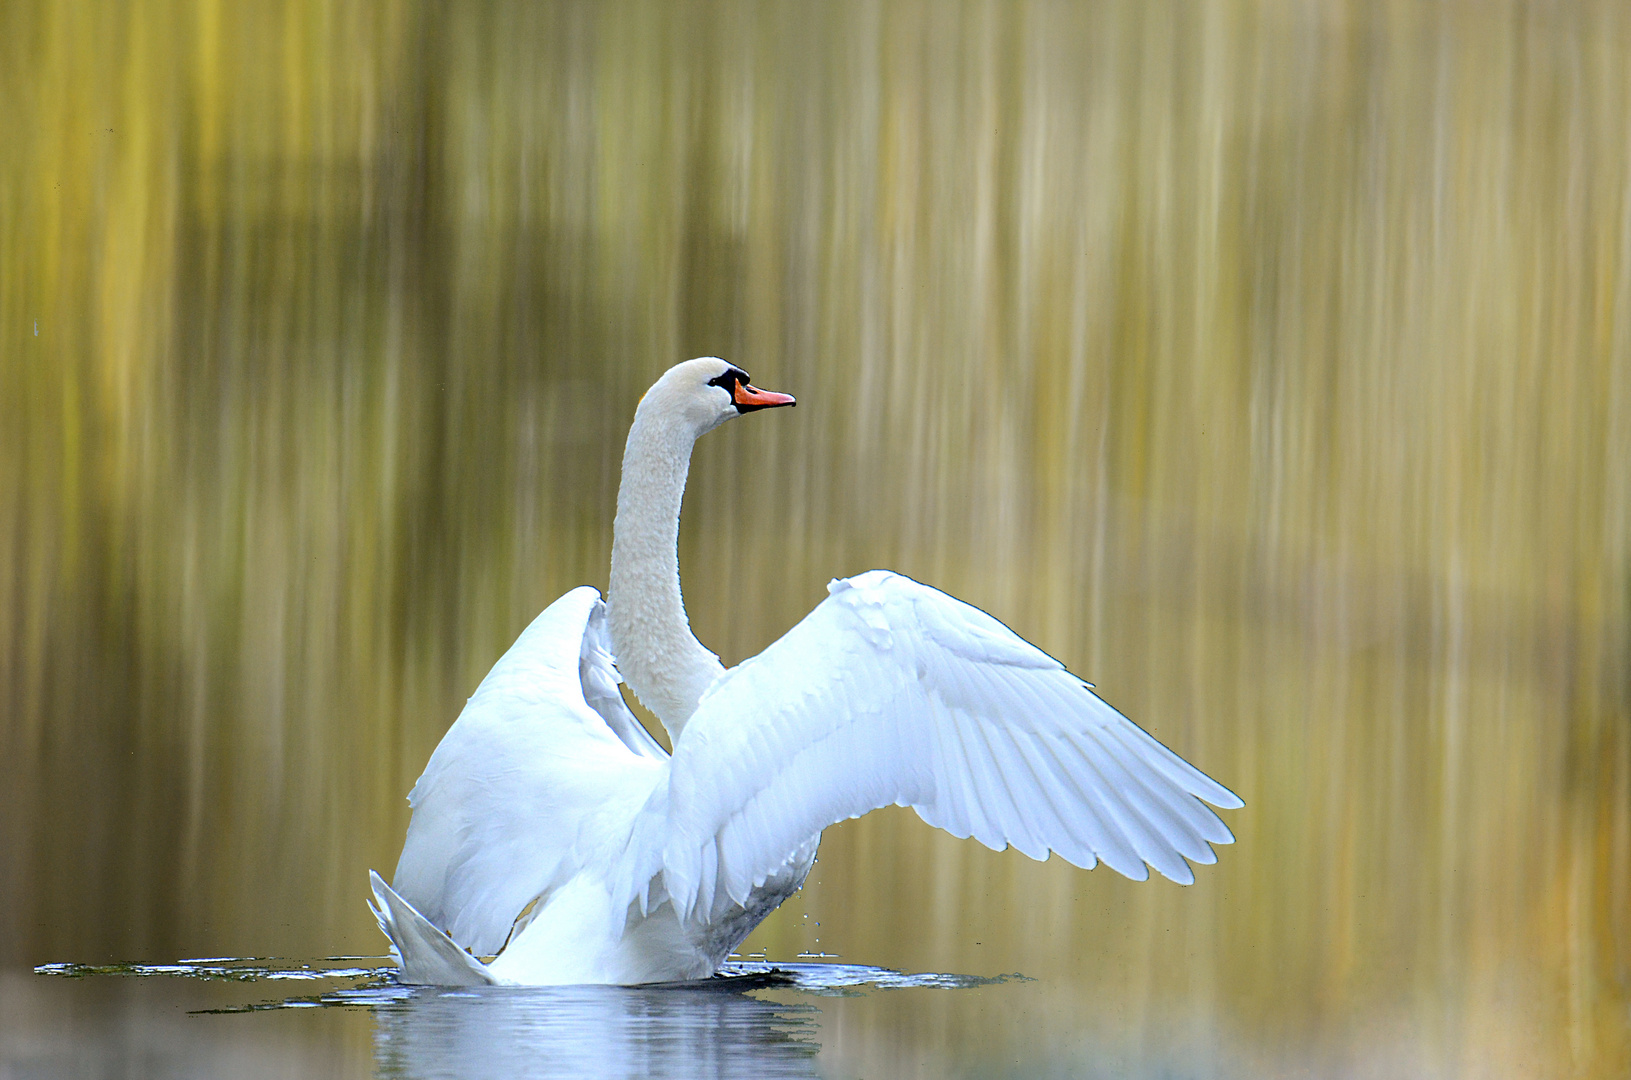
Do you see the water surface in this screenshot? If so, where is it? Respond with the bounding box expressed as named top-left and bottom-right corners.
top-left (21, 959), bottom-right (1051, 1079)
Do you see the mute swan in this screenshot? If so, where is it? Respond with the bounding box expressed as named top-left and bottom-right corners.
top-left (369, 357), bottom-right (1243, 986)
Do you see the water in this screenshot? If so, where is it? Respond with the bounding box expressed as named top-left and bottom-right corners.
top-left (19, 959), bottom-right (1035, 1078)
top-left (3, 0), bottom-right (1629, 1075)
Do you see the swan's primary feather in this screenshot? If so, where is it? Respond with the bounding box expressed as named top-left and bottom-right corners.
top-left (647, 570), bottom-right (1243, 921)
top-left (369, 870), bottom-right (495, 986)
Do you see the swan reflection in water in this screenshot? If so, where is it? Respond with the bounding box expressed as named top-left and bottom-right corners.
top-left (366, 963), bottom-right (1013, 1079)
top-left (370, 974), bottom-right (819, 1080)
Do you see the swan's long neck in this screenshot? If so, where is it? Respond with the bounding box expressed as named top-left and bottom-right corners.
top-left (607, 401), bottom-right (726, 738)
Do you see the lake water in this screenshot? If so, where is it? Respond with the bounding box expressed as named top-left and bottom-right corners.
top-left (2, 0), bottom-right (1628, 1076)
top-left (21, 960), bottom-right (1035, 1079)
top-left (12, 959), bottom-right (1399, 1078)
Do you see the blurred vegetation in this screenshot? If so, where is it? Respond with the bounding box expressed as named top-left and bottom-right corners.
top-left (1, 0), bottom-right (1627, 1074)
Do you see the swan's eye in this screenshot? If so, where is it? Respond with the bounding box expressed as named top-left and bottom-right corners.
top-left (706, 368), bottom-right (749, 391)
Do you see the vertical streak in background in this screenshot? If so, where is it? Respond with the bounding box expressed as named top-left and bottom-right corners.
top-left (0, 0), bottom-right (1627, 1071)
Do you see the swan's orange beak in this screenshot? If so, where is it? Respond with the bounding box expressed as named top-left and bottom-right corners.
top-left (733, 382), bottom-right (796, 412)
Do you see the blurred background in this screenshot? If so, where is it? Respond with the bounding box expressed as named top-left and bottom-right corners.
top-left (2, 0), bottom-right (1628, 1076)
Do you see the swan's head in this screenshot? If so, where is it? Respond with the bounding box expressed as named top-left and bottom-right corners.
top-left (642, 357), bottom-right (796, 436)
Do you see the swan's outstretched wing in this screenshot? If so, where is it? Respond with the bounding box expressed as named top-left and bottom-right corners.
top-left (392, 587), bottom-right (666, 956)
top-left (655, 570), bottom-right (1243, 920)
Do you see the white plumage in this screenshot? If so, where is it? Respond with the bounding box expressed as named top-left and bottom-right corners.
top-left (370, 358), bottom-right (1243, 985)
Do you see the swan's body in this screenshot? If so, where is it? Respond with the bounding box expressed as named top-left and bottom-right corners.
top-left (370, 358), bottom-right (1243, 986)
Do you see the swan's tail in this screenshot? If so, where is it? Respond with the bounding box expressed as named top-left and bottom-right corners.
top-left (368, 870), bottom-right (496, 986)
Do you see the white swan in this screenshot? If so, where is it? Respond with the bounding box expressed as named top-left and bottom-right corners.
top-left (368, 357), bottom-right (1243, 986)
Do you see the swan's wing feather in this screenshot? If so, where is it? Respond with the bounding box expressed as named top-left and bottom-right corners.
top-left (657, 570), bottom-right (1243, 919)
top-left (393, 586), bottom-right (665, 956)
top-left (577, 599), bottom-right (669, 761)
top-left (368, 871), bottom-right (495, 986)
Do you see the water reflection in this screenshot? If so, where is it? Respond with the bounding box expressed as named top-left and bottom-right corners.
top-left (372, 983), bottom-right (818, 1080)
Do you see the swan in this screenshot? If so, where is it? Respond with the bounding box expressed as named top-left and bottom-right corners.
top-left (368, 357), bottom-right (1243, 986)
